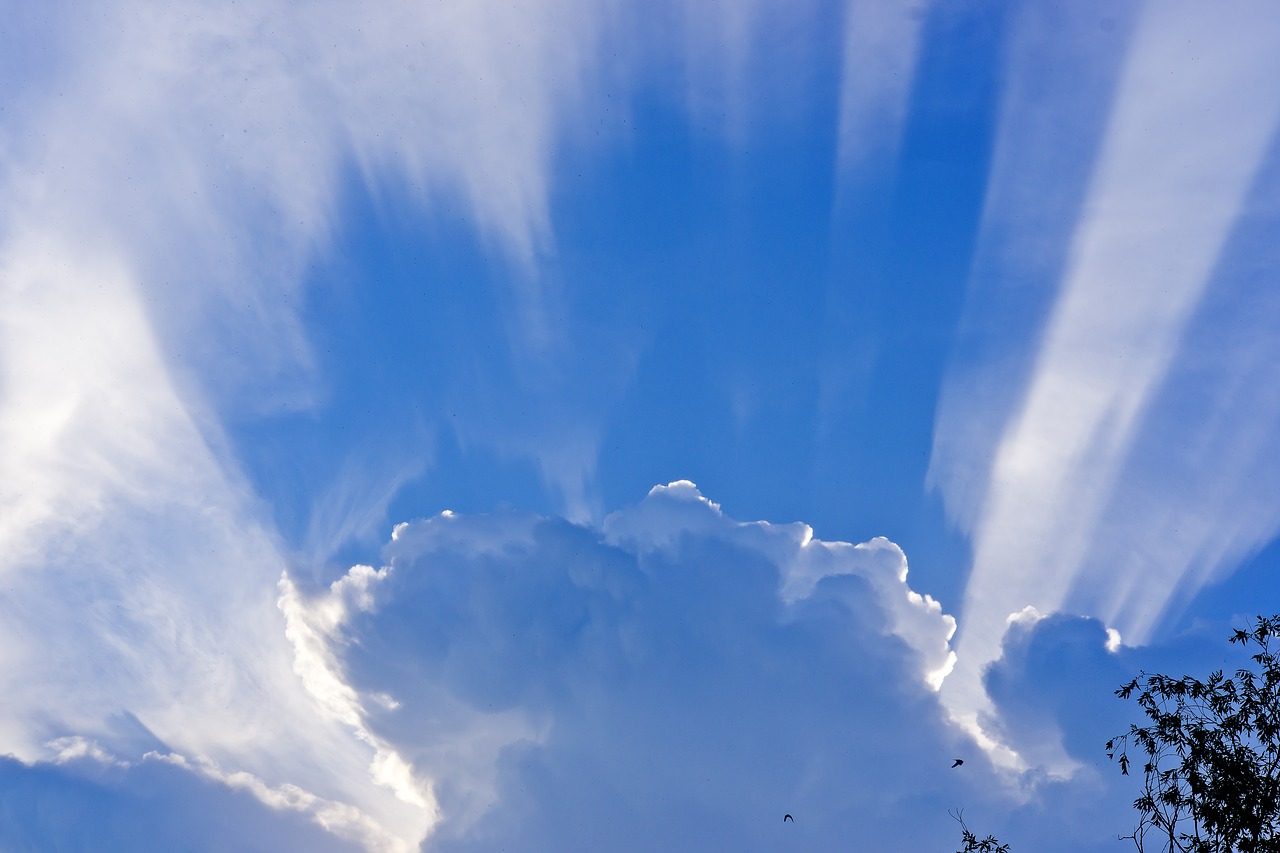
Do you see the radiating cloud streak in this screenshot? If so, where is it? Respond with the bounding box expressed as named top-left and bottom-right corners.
top-left (836, 0), bottom-right (931, 183)
top-left (932, 0), bottom-right (1280, 757)
top-left (0, 0), bottom-right (617, 848)
top-left (928, 0), bottom-right (1139, 534)
top-left (5, 0), bottom-right (1220, 845)
top-left (0, 231), bottom-right (433, 848)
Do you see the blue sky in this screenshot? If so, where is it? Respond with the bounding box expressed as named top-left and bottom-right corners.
top-left (3, 0), bottom-right (1280, 850)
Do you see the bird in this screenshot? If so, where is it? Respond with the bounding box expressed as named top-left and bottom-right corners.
top-left (783, 814), bottom-right (794, 823)
top-left (951, 759), bottom-right (964, 768)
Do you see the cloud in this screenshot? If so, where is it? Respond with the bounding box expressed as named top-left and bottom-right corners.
top-left (0, 1), bottom-right (627, 848)
top-left (301, 446), bottom-right (430, 568)
top-left (983, 614), bottom-right (1129, 774)
top-left (836, 0), bottom-right (932, 184)
top-left (4, 465), bottom-right (1242, 850)
top-left (973, 611), bottom-right (1280, 850)
top-left (18, 1), bottom-right (1269, 848)
top-left (0, 0), bottom-right (611, 392)
top-left (0, 749), bottom-right (365, 853)
top-left (928, 0), bottom-right (1139, 535)
top-left (267, 482), bottom-right (1002, 850)
top-left (929, 0), bottom-right (1280, 757)
top-left (974, 614), bottom-right (1139, 849)
top-left (0, 2), bottom-right (970, 846)
top-left (278, 481), bottom-right (1239, 851)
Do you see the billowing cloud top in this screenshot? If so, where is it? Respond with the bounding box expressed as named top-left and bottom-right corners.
top-left (275, 481), bottom-right (965, 849)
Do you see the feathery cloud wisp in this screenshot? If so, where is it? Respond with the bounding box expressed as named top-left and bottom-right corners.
top-left (0, 1), bottom-right (614, 848)
top-left (931, 0), bottom-right (1280, 757)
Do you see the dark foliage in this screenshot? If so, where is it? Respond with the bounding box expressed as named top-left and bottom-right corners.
top-left (1107, 616), bottom-right (1280, 853)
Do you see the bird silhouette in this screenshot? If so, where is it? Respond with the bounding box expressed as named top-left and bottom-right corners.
top-left (951, 759), bottom-right (964, 768)
top-left (783, 814), bottom-right (794, 823)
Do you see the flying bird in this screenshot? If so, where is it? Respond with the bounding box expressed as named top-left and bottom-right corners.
top-left (783, 814), bottom-right (794, 823)
top-left (951, 759), bottom-right (964, 768)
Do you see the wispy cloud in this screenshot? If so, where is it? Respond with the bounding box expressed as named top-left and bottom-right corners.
top-left (836, 0), bottom-right (932, 184)
top-left (302, 446), bottom-right (428, 568)
top-left (0, 0), bottom-right (619, 847)
top-left (0, 749), bottom-right (366, 852)
top-left (930, 0), bottom-right (1280, 757)
top-left (3, 1), bottom-right (944, 844)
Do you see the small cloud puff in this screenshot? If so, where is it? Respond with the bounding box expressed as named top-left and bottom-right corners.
top-left (974, 613), bottom-right (1255, 849)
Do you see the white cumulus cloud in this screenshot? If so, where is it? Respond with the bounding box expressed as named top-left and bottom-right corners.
top-left (284, 482), bottom-right (980, 850)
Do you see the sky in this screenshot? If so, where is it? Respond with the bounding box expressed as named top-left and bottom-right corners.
top-left (2, 0), bottom-right (1280, 850)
